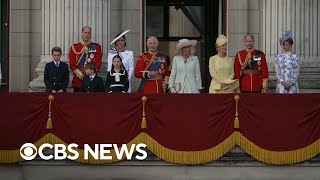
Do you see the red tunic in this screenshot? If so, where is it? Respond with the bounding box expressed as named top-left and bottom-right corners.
top-left (69, 42), bottom-right (102, 88)
top-left (135, 52), bottom-right (170, 93)
top-left (234, 49), bottom-right (269, 92)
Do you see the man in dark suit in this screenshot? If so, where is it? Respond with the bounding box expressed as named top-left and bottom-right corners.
top-left (44, 47), bottom-right (69, 93)
top-left (81, 63), bottom-right (105, 92)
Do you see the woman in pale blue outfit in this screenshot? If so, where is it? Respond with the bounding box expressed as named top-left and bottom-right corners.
top-left (275, 30), bottom-right (300, 93)
top-left (169, 39), bottom-right (202, 93)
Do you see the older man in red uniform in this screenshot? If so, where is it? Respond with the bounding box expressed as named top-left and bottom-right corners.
top-left (234, 35), bottom-right (269, 93)
top-left (135, 36), bottom-right (170, 93)
top-left (69, 26), bottom-right (102, 92)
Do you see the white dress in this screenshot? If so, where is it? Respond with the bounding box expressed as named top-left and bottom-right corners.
top-left (108, 50), bottom-right (134, 92)
top-left (275, 52), bottom-right (300, 94)
top-left (168, 55), bottom-right (202, 93)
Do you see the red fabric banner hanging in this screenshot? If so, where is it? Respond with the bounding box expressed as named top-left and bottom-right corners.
top-left (0, 93), bottom-right (319, 164)
top-left (144, 94), bottom-right (235, 151)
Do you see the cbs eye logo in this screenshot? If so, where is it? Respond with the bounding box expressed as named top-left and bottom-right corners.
top-left (20, 143), bottom-right (37, 160)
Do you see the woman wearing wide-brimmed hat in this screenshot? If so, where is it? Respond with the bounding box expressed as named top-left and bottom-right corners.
top-left (107, 30), bottom-right (134, 92)
top-left (168, 39), bottom-right (202, 93)
top-left (209, 35), bottom-right (238, 94)
top-left (275, 30), bottom-right (300, 93)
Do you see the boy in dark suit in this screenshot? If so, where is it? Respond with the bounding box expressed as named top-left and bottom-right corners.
top-left (44, 47), bottom-right (69, 93)
top-left (81, 63), bottom-right (105, 92)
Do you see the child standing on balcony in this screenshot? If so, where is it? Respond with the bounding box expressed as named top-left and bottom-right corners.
top-left (105, 55), bottom-right (129, 93)
top-left (81, 62), bottom-right (105, 92)
top-left (44, 47), bottom-right (69, 93)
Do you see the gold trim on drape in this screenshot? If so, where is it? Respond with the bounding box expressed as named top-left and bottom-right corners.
top-left (234, 132), bottom-right (320, 165)
top-left (0, 132), bottom-right (319, 164)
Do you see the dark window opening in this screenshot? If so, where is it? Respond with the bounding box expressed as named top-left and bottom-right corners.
top-left (146, 0), bottom-right (221, 92)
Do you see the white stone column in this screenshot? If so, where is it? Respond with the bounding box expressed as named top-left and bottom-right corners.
top-left (29, 0), bottom-right (111, 92)
top-left (261, 0), bottom-right (319, 59)
top-left (261, 0), bottom-right (320, 89)
top-left (226, 0), bottom-right (249, 57)
top-left (120, 0), bottom-right (142, 92)
top-left (9, 0), bottom-right (33, 92)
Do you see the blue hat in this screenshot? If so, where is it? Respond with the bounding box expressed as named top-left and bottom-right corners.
top-left (279, 30), bottom-right (292, 46)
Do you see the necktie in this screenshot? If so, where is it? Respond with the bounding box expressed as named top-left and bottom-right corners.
top-left (55, 62), bottom-right (59, 68)
top-left (90, 76), bottom-right (93, 81)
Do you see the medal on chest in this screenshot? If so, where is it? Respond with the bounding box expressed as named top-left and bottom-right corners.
top-left (88, 53), bottom-right (95, 63)
top-left (158, 63), bottom-right (165, 75)
top-left (253, 54), bottom-right (262, 70)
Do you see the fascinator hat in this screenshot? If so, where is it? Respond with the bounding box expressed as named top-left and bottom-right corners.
top-left (279, 30), bottom-right (293, 46)
top-left (215, 35), bottom-right (228, 47)
top-left (175, 39), bottom-right (197, 55)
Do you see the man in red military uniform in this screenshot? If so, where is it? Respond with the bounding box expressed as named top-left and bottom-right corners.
top-left (69, 26), bottom-right (102, 92)
top-left (135, 36), bottom-right (170, 93)
top-left (234, 35), bottom-right (269, 93)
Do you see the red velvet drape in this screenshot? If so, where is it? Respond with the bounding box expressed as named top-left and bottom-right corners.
top-left (0, 93), bottom-right (319, 164)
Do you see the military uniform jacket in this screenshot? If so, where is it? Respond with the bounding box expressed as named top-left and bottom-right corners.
top-left (134, 52), bottom-right (170, 93)
top-left (234, 49), bottom-right (269, 92)
top-left (69, 42), bottom-right (102, 88)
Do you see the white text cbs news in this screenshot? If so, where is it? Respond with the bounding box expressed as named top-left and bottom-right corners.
top-left (20, 143), bottom-right (147, 161)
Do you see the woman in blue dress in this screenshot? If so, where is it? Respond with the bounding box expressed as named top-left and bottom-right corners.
top-left (275, 30), bottom-right (300, 94)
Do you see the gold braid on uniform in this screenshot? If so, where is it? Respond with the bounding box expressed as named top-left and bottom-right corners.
top-left (239, 51), bottom-right (268, 90)
top-left (72, 40), bottom-right (91, 55)
top-left (73, 69), bottom-right (84, 79)
top-left (262, 79), bottom-right (268, 89)
top-left (72, 45), bottom-right (85, 55)
top-left (143, 53), bottom-right (156, 63)
top-left (71, 41), bottom-right (90, 79)
top-left (238, 52), bottom-right (251, 70)
top-left (139, 53), bottom-right (156, 79)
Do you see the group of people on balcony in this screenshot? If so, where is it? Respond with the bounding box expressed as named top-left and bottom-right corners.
top-left (44, 26), bottom-right (300, 94)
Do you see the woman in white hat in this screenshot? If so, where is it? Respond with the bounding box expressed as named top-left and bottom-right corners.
top-left (275, 30), bottom-right (300, 93)
top-left (168, 39), bottom-right (202, 93)
top-left (209, 35), bottom-right (238, 94)
top-left (107, 31), bottom-right (134, 92)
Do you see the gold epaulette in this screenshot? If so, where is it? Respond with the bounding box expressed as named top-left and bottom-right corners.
top-left (262, 78), bottom-right (268, 89)
top-left (140, 52), bottom-right (149, 56)
top-left (142, 52), bottom-right (156, 63)
top-left (238, 51), bottom-right (251, 70)
top-left (72, 43), bottom-right (88, 55)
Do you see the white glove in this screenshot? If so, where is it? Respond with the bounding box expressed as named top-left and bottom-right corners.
top-left (170, 88), bottom-right (177, 93)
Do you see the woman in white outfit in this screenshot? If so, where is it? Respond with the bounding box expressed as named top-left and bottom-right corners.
top-left (169, 39), bottom-right (202, 93)
top-left (108, 32), bottom-right (134, 92)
